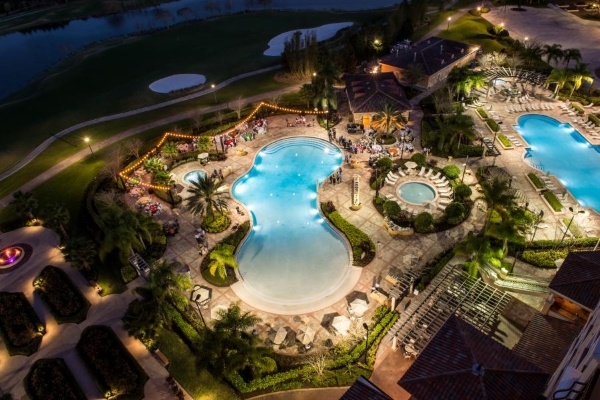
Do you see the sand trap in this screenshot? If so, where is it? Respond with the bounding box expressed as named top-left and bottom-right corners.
top-left (263, 22), bottom-right (353, 57)
top-left (149, 74), bottom-right (206, 93)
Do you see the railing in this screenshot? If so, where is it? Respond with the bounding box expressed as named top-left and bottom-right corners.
top-left (552, 380), bottom-right (588, 400)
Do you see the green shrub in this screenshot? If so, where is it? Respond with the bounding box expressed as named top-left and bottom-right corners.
top-left (452, 144), bottom-right (485, 158)
top-left (34, 266), bottom-right (90, 324)
top-left (529, 237), bottom-right (599, 249)
top-left (453, 184), bottom-right (472, 200)
top-left (383, 201), bottom-right (402, 218)
top-left (527, 173), bottom-right (545, 189)
top-left (25, 358), bottom-right (86, 400)
top-left (0, 292), bottom-right (45, 356)
top-left (222, 220), bottom-right (251, 249)
top-left (442, 165), bottom-right (461, 179)
top-left (376, 157), bottom-right (393, 171)
top-left (416, 249), bottom-right (454, 291)
top-left (571, 103), bottom-right (584, 115)
top-left (120, 265), bottom-right (138, 284)
top-left (414, 212), bottom-right (433, 233)
top-left (486, 118), bottom-right (500, 132)
top-left (201, 213), bottom-right (231, 233)
top-left (521, 249), bottom-right (568, 268)
top-left (476, 107), bottom-right (488, 119)
top-left (410, 153), bottom-right (426, 165)
top-left (498, 134), bottom-right (512, 147)
top-left (589, 114), bottom-right (600, 127)
top-left (444, 202), bottom-right (465, 225)
top-left (323, 209), bottom-right (375, 266)
top-left (543, 191), bottom-right (563, 212)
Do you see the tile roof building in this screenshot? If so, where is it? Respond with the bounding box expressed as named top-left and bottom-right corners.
top-left (379, 36), bottom-right (479, 89)
top-left (340, 376), bottom-right (393, 400)
top-left (548, 251), bottom-right (600, 312)
top-left (342, 72), bottom-right (411, 128)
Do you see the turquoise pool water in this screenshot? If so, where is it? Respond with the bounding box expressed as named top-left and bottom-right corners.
top-left (515, 114), bottom-right (600, 212)
top-left (183, 169), bottom-right (207, 184)
top-left (232, 137), bottom-right (351, 306)
top-left (398, 182), bottom-right (436, 205)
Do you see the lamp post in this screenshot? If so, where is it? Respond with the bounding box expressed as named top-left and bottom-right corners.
top-left (211, 84), bottom-right (217, 103)
top-left (363, 322), bottom-right (369, 363)
top-left (191, 284), bottom-right (208, 327)
top-left (559, 207), bottom-right (585, 246)
top-left (461, 155), bottom-right (469, 183)
top-left (447, 16), bottom-right (452, 30)
top-left (83, 137), bottom-right (94, 156)
top-left (530, 210), bottom-right (544, 242)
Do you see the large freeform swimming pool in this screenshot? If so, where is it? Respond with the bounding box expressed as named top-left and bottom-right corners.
top-left (232, 137), bottom-right (351, 310)
top-left (515, 114), bottom-right (600, 212)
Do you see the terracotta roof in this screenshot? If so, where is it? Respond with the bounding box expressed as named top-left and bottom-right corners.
top-left (343, 72), bottom-right (410, 115)
top-left (340, 376), bottom-right (393, 400)
top-left (379, 36), bottom-right (478, 76)
top-left (512, 314), bottom-right (582, 374)
top-left (399, 315), bottom-right (549, 400)
top-left (549, 251), bottom-right (600, 311)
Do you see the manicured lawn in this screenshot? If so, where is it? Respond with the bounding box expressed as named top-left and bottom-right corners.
top-left (157, 328), bottom-right (237, 400)
top-left (0, 10), bottom-right (384, 168)
top-left (437, 13), bottom-right (506, 53)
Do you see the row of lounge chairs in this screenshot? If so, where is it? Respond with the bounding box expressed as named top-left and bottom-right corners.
top-left (504, 135), bottom-right (524, 147)
top-left (507, 103), bottom-right (554, 113)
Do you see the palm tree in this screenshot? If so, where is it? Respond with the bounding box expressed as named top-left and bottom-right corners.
top-left (454, 233), bottom-right (494, 278)
top-left (298, 83), bottom-right (317, 108)
top-left (546, 68), bottom-right (572, 97)
top-left (447, 67), bottom-right (487, 99)
top-left (213, 303), bottom-right (261, 336)
top-left (481, 177), bottom-right (517, 229)
top-left (41, 203), bottom-right (70, 238)
top-left (543, 43), bottom-right (563, 66)
top-left (563, 48), bottom-right (582, 68)
top-left (10, 190), bottom-right (38, 220)
top-left (207, 244), bottom-right (238, 280)
top-left (312, 58), bottom-right (342, 111)
top-left (371, 103), bottom-right (407, 139)
top-left (486, 218), bottom-right (526, 257)
top-left (161, 141), bottom-right (178, 159)
top-left (62, 236), bottom-right (97, 272)
top-left (568, 64), bottom-right (594, 98)
top-left (186, 175), bottom-right (228, 221)
top-left (98, 207), bottom-right (148, 264)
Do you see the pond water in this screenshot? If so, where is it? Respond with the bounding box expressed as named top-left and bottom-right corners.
top-left (0, 0), bottom-right (398, 100)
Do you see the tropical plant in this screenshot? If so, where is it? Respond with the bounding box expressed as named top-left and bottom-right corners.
top-left (481, 177), bottom-right (516, 228)
top-left (383, 201), bottom-right (402, 219)
top-left (153, 170), bottom-right (173, 186)
top-left (447, 67), bottom-right (487, 99)
top-left (546, 68), bottom-right (572, 97)
top-left (62, 237), bottom-right (97, 272)
top-left (98, 207), bottom-right (155, 265)
top-left (312, 58), bottom-right (342, 111)
top-left (542, 43), bottom-right (563, 66)
top-left (454, 233), bottom-right (494, 278)
top-left (186, 175), bottom-right (229, 221)
top-left (143, 157), bottom-right (164, 174)
top-left (371, 103), bottom-right (407, 139)
top-left (10, 190), bottom-right (38, 220)
top-left (563, 48), bottom-right (582, 68)
top-left (161, 141), bottom-right (179, 159)
top-left (213, 303), bottom-right (261, 336)
top-left (207, 244), bottom-right (238, 280)
top-left (486, 217), bottom-right (527, 257)
top-left (568, 64), bottom-right (594, 98)
top-left (41, 203), bottom-right (70, 237)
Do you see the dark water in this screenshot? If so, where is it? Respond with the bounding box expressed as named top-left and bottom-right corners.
top-left (0, 0), bottom-right (398, 100)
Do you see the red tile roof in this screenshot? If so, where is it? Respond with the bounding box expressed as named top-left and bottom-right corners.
top-left (343, 72), bottom-right (411, 115)
top-left (513, 314), bottom-right (582, 374)
top-left (399, 315), bottom-right (549, 400)
top-left (549, 251), bottom-right (600, 311)
top-left (341, 376), bottom-right (393, 400)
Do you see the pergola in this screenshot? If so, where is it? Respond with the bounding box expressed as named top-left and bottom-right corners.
top-left (480, 67), bottom-right (549, 97)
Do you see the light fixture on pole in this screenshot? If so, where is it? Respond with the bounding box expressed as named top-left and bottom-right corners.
top-left (447, 16), bottom-right (452, 30)
top-left (363, 322), bottom-right (369, 363)
top-left (559, 207), bottom-right (585, 246)
top-left (211, 84), bottom-right (217, 103)
top-left (461, 155), bottom-right (469, 183)
top-left (83, 137), bottom-right (94, 156)
top-left (530, 210), bottom-right (544, 242)
top-left (190, 284), bottom-right (209, 327)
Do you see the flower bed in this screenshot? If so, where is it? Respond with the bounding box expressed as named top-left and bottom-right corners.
top-left (77, 325), bottom-right (148, 399)
top-left (0, 292), bottom-right (44, 356)
top-left (25, 358), bottom-right (86, 400)
top-left (543, 191), bottom-right (564, 212)
top-left (34, 266), bottom-right (90, 324)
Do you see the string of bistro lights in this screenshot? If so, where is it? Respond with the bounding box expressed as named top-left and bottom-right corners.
top-left (118, 101), bottom-right (329, 191)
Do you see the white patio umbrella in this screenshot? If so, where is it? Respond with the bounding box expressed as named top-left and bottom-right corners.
top-left (273, 326), bottom-right (288, 345)
top-left (332, 315), bottom-right (351, 336)
top-left (210, 304), bottom-right (229, 320)
top-left (297, 325), bottom-right (316, 345)
top-left (405, 161), bottom-right (418, 169)
top-left (349, 298), bottom-right (369, 317)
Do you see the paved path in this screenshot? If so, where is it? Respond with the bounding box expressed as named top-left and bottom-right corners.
top-left (0, 65), bottom-right (281, 183)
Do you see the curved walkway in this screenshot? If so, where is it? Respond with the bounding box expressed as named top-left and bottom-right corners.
top-left (0, 65), bottom-right (281, 182)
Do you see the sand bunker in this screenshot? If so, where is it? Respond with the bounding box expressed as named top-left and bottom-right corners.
top-left (149, 74), bottom-right (207, 93)
top-left (263, 22), bottom-right (353, 57)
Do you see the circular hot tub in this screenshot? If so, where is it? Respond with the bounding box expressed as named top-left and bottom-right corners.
top-left (183, 169), bottom-right (207, 185)
top-left (0, 243), bottom-right (32, 274)
top-left (397, 182), bottom-right (436, 205)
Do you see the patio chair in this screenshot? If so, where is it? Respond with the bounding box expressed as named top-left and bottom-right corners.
top-left (439, 199), bottom-right (452, 205)
top-left (385, 177), bottom-right (397, 186)
top-left (388, 171), bottom-right (399, 179)
top-left (417, 167), bottom-right (426, 176)
top-left (424, 169), bottom-right (433, 178)
top-left (397, 168), bottom-right (406, 177)
top-left (430, 172), bottom-right (441, 180)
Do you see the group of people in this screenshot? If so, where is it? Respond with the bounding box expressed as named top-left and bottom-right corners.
top-left (328, 167), bottom-right (343, 185)
top-left (211, 169), bottom-right (224, 180)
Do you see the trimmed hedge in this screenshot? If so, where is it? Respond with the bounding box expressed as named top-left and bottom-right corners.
top-left (571, 103), bottom-right (584, 115)
top-left (589, 114), bottom-right (600, 127)
top-left (498, 134), bottom-right (512, 147)
top-left (416, 249), bottom-right (455, 291)
top-left (476, 107), bottom-right (488, 119)
top-left (25, 358), bottom-right (86, 400)
top-left (543, 191), bottom-right (563, 212)
top-left (0, 292), bottom-right (44, 356)
top-left (521, 249), bottom-right (568, 269)
top-left (34, 266), bottom-right (90, 324)
top-left (77, 326), bottom-right (148, 400)
top-left (486, 118), bottom-right (500, 132)
top-left (528, 173), bottom-right (545, 189)
top-left (322, 207), bottom-right (376, 266)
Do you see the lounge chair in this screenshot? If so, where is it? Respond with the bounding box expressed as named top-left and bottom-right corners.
top-left (436, 182), bottom-right (451, 189)
top-left (385, 177), bottom-right (397, 186)
top-left (437, 204), bottom-right (447, 211)
top-left (424, 169), bottom-right (433, 178)
top-left (430, 172), bottom-right (441, 180)
top-left (397, 168), bottom-right (406, 177)
top-left (417, 167), bottom-right (426, 177)
top-left (439, 199), bottom-right (452, 205)
top-left (388, 171), bottom-right (399, 179)
top-left (438, 188), bottom-right (452, 194)
top-left (434, 177), bottom-right (448, 185)
top-left (384, 194), bottom-right (396, 201)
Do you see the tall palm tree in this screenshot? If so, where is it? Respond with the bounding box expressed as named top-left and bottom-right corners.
top-left (545, 68), bottom-right (571, 97)
top-left (486, 218), bottom-right (527, 257)
top-left (312, 58), bottom-right (342, 111)
top-left (213, 303), bottom-right (261, 336)
top-left (481, 177), bottom-right (517, 229)
top-left (568, 64), bottom-right (594, 98)
top-left (62, 237), bottom-right (97, 272)
top-left (563, 48), bottom-right (582, 68)
top-left (371, 103), bottom-right (407, 139)
top-left (542, 43), bottom-right (563, 66)
top-left (447, 67), bottom-right (487, 99)
top-left (10, 190), bottom-right (38, 220)
top-left (454, 233), bottom-right (494, 278)
top-left (42, 203), bottom-right (70, 238)
top-left (186, 175), bottom-right (228, 221)
top-left (207, 244), bottom-right (238, 280)
top-left (98, 207), bottom-right (148, 264)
